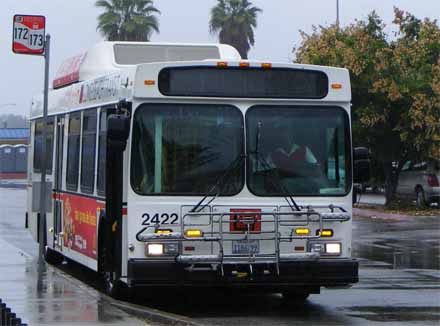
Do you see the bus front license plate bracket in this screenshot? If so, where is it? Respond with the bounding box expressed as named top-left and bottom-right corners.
top-left (232, 240), bottom-right (260, 254)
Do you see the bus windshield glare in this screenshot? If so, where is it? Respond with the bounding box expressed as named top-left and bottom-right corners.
top-left (131, 104), bottom-right (351, 197)
top-left (131, 104), bottom-right (244, 195)
top-left (246, 106), bottom-right (351, 196)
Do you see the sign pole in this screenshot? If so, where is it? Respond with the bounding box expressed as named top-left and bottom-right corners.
top-left (12, 14), bottom-right (47, 261)
top-left (38, 34), bottom-right (50, 262)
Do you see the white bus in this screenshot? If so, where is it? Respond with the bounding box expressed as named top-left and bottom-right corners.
top-left (27, 42), bottom-right (365, 300)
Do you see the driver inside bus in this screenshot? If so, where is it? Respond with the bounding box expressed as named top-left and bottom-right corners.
top-left (267, 127), bottom-right (317, 173)
top-left (262, 127), bottom-right (321, 194)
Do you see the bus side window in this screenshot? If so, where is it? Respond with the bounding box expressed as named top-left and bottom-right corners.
top-left (33, 117), bottom-right (55, 174)
top-left (66, 112), bottom-right (81, 191)
top-left (80, 109), bottom-right (97, 194)
top-left (97, 108), bottom-right (115, 196)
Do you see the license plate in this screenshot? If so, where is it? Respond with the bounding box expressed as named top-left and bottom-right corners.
top-left (232, 240), bottom-right (260, 254)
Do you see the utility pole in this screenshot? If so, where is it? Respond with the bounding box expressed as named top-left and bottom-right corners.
top-left (336, 0), bottom-right (340, 30)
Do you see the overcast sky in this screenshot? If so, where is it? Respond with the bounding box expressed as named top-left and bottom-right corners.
top-left (1, 0), bottom-right (439, 116)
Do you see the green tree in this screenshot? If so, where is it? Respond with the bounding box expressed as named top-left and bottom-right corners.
top-left (209, 0), bottom-right (262, 59)
top-left (96, 0), bottom-right (160, 41)
top-left (294, 9), bottom-right (440, 205)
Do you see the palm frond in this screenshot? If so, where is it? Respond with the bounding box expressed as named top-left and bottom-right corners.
top-left (95, 0), bottom-right (114, 10)
top-left (209, 0), bottom-right (262, 58)
top-left (96, 0), bottom-right (160, 41)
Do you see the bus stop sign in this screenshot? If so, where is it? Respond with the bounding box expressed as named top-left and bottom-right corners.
top-left (12, 15), bottom-right (46, 55)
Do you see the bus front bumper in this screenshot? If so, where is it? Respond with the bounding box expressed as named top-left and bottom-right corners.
top-left (127, 258), bottom-right (358, 289)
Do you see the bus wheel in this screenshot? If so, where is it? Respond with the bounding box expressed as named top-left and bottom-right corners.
top-left (103, 271), bottom-right (122, 298)
top-left (44, 246), bottom-right (64, 265)
top-left (282, 291), bottom-right (310, 304)
top-left (98, 244), bottom-right (127, 298)
top-left (98, 218), bottom-right (131, 299)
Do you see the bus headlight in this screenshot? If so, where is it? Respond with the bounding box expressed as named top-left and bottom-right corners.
top-left (309, 242), bottom-right (342, 255)
top-left (146, 243), bottom-right (180, 256)
top-left (325, 243), bottom-right (342, 255)
top-left (147, 243), bottom-right (163, 255)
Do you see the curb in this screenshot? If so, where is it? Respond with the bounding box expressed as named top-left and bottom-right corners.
top-left (109, 299), bottom-right (206, 326)
top-left (9, 243), bottom-right (204, 326)
top-left (53, 262), bottom-right (205, 326)
top-left (353, 208), bottom-right (422, 220)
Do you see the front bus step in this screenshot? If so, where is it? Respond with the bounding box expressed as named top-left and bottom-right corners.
top-left (177, 252), bottom-right (321, 278)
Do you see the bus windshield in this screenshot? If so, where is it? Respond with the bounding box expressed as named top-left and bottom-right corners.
top-left (246, 106), bottom-right (351, 196)
top-left (131, 104), bottom-right (244, 195)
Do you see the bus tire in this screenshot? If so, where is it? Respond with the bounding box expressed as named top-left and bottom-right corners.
top-left (282, 291), bottom-right (310, 304)
top-left (98, 217), bottom-right (129, 299)
top-left (44, 246), bottom-right (64, 265)
top-left (102, 271), bottom-right (126, 299)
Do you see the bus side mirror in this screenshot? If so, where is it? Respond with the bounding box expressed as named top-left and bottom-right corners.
top-left (103, 112), bottom-right (130, 275)
top-left (353, 147), bottom-right (370, 184)
top-left (107, 114), bottom-right (130, 150)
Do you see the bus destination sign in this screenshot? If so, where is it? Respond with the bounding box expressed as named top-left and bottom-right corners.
top-left (12, 15), bottom-right (46, 55)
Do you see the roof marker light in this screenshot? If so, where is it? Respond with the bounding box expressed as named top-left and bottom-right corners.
top-left (217, 61), bottom-right (228, 68)
top-left (239, 62), bottom-right (250, 68)
top-left (261, 63), bottom-right (272, 69)
top-left (144, 80), bottom-right (156, 86)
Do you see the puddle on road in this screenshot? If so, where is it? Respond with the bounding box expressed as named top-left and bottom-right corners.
top-left (353, 238), bottom-right (440, 270)
top-left (346, 306), bottom-right (440, 323)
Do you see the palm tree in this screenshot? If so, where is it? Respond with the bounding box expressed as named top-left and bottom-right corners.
top-left (209, 0), bottom-right (262, 59)
top-left (95, 0), bottom-right (160, 41)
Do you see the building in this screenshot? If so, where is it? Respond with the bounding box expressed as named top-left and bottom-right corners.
top-left (0, 128), bottom-right (29, 179)
top-left (0, 128), bottom-right (29, 145)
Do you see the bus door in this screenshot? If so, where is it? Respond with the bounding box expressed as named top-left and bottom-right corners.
top-left (53, 116), bottom-right (65, 248)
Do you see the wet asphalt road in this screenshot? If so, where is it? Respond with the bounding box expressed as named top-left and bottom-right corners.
top-left (1, 187), bottom-right (439, 326)
top-left (357, 193), bottom-right (386, 206)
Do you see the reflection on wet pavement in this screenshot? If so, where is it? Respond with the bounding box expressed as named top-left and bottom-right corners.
top-left (346, 306), bottom-right (440, 323)
top-left (1, 188), bottom-right (439, 326)
top-left (354, 239), bottom-right (440, 269)
top-left (0, 189), bottom-right (146, 325)
top-left (352, 216), bottom-right (440, 270)
top-left (0, 239), bottom-right (143, 325)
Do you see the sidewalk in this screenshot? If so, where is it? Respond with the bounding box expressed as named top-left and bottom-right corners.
top-left (0, 239), bottom-right (146, 326)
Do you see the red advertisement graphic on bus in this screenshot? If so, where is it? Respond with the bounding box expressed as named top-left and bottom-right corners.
top-left (61, 193), bottom-right (103, 259)
top-left (53, 53), bottom-right (87, 89)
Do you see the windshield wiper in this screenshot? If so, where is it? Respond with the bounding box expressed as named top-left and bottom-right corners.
top-left (249, 122), bottom-right (301, 212)
top-left (190, 154), bottom-right (245, 213)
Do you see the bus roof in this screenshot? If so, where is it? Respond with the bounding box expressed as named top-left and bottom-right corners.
top-left (52, 42), bottom-right (241, 89)
top-left (30, 43), bottom-right (351, 119)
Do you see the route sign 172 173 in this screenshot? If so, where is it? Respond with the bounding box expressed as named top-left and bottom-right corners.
top-left (12, 15), bottom-right (46, 55)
